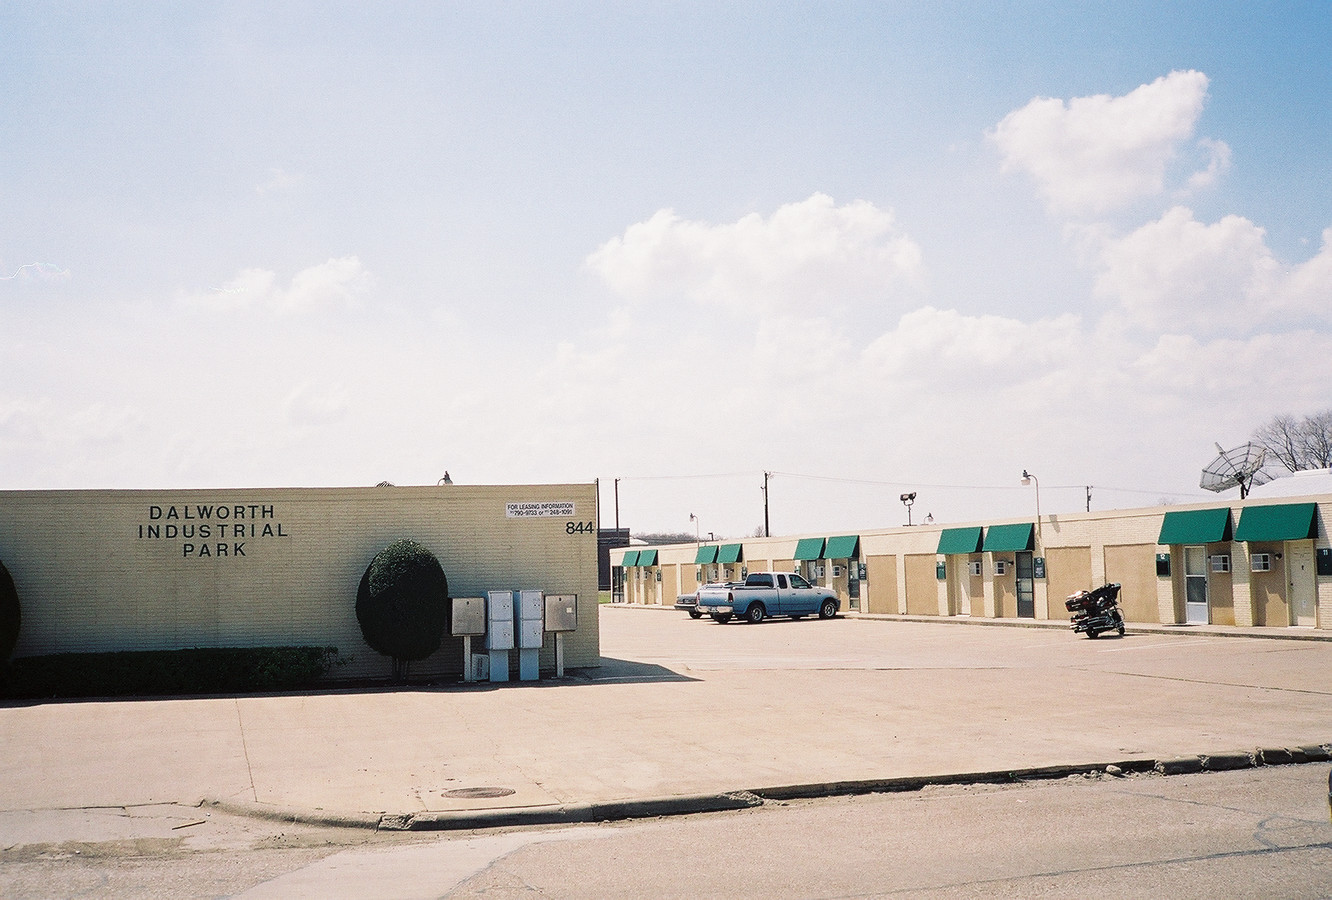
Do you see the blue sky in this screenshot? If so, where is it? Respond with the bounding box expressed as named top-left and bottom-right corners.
top-left (2, 2), bottom-right (1330, 536)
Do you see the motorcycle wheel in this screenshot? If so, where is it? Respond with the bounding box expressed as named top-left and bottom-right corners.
top-left (1086, 629), bottom-right (1100, 639)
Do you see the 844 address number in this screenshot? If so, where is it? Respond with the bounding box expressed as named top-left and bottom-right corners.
top-left (566, 521), bottom-right (595, 535)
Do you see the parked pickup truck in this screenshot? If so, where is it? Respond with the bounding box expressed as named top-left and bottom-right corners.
top-left (696, 571), bottom-right (840, 624)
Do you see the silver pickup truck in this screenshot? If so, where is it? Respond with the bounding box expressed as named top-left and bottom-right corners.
top-left (696, 571), bottom-right (840, 624)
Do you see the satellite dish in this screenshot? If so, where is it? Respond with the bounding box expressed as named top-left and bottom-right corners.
top-left (1200, 442), bottom-right (1273, 498)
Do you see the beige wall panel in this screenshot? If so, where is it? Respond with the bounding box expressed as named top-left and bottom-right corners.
top-left (904, 554), bottom-right (938, 615)
top-left (0, 484), bottom-right (600, 679)
top-left (1103, 544), bottom-right (1159, 624)
top-left (1207, 544), bottom-right (1235, 626)
top-left (680, 565), bottom-right (699, 596)
top-left (968, 559), bottom-right (985, 616)
top-left (771, 559), bottom-right (797, 573)
top-left (865, 555), bottom-right (898, 614)
top-left (1249, 543), bottom-right (1287, 626)
top-left (660, 564), bottom-right (679, 605)
top-left (1045, 547), bottom-right (1092, 621)
top-left (994, 576), bottom-right (1016, 618)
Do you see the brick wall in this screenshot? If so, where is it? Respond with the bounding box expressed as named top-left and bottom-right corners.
top-left (0, 484), bottom-right (600, 679)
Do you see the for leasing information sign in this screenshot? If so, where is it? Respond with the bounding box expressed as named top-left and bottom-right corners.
top-left (505, 501), bottom-right (575, 518)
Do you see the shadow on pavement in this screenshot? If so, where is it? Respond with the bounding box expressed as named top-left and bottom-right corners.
top-left (568, 657), bottom-right (699, 684)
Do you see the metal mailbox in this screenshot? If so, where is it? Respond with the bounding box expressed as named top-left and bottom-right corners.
top-left (518, 618), bottom-right (544, 650)
top-left (451, 597), bottom-right (486, 636)
top-left (486, 590), bottom-right (515, 651)
top-left (544, 594), bottom-right (578, 632)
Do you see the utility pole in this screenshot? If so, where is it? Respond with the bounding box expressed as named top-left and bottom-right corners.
top-left (1085, 485), bottom-right (1092, 513)
top-left (762, 471), bottom-right (771, 537)
top-left (614, 478), bottom-right (620, 532)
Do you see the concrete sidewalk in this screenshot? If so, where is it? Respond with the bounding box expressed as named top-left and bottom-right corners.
top-left (1, 607), bottom-right (1329, 832)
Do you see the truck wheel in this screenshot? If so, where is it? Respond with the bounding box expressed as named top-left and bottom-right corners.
top-left (688, 609), bottom-right (702, 619)
top-left (819, 600), bottom-right (837, 619)
top-left (746, 604), bottom-right (766, 624)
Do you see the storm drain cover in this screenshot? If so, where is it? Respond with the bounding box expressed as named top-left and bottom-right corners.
top-left (443, 787), bottom-right (516, 799)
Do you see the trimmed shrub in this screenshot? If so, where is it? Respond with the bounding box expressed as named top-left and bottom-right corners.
top-left (1, 646), bottom-right (339, 699)
top-left (0, 560), bottom-right (18, 665)
top-left (355, 539), bottom-right (449, 680)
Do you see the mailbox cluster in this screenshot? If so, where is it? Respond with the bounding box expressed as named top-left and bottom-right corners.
top-left (450, 591), bottom-right (578, 683)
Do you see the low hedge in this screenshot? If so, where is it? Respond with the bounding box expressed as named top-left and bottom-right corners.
top-left (1, 646), bottom-right (339, 699)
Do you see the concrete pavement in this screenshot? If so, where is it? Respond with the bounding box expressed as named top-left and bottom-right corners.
top-left (0, 606), bottom-right (1329, 832)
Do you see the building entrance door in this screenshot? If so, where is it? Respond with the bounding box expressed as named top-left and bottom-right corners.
top-left (1184, 546), bottom-right (1209, 624)
top-left (1289, 541), bottom-right (1316, 626)
top-left (1016, 552), bottom-right (1035, 618)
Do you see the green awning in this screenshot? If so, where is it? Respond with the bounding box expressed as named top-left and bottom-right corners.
top-left (824, 535), bottom-right (860, 559)
top-left (793, 537), bottom-right (826, 560)
top-left (982, 523), bottom-right (1034, 553)
top-left (937, 527), bottom-right (983, 555)
top-left (694, 545), bottom-right (718, 564)
top-left (718, 543), bottom-right (743, 564)
top-left (1158, 507), bottom-right (1232, 545)
top-left (637, 548), bottom-right (658, 566)
top-left (1234, 503), bottom-right (1318, 542)
top-left (620, 550), bottom-right (640, 567)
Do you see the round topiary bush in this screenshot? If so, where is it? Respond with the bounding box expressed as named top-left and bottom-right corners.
top-left (355, 540), bottom-right (449, 680)
top-left (0, 560), bottom-right (19, 665)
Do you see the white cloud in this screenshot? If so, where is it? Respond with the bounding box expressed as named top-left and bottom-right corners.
top-left (989, 70), bottom-right (1213, 215)
top-left (286, 381), bottom-right (349, 426)
top-left (1184, 137), bottom-right (1232, 193)
top-left (1091, 207), bottom-right (1331, 333)
top-left (255, 167), bottom-right (305, 196)
top-left (584, 193), bottom-right (923, 318)
top-left (195, 256), bottom-right (372, 313)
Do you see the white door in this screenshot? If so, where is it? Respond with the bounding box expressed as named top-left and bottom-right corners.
top-left (1184, 546), bottom-right (1209, 624)
top-left (1288, 541), bottom-right (1316, 627)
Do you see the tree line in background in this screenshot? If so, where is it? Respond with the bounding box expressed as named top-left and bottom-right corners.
top-left (1253, 409), bottom-right (1332, 474)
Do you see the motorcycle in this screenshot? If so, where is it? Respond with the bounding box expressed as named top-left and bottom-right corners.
top-left (1064, 582), bottom-right (1125, 639)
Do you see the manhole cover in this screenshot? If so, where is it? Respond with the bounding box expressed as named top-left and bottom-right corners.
top-left (443, 787), bottom-right (516, 799)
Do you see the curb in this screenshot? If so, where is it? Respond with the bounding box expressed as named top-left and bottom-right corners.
top-left (205, 742), bottom-right (1332, 833)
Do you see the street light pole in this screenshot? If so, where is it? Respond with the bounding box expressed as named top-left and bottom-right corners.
top-left (1022, 470), bottom-right (1042, 549)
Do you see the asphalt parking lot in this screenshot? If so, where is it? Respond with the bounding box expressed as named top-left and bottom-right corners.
top-left (0, 605), bottom-right (1328, 833)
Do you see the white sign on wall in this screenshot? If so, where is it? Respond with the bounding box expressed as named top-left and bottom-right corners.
top-left (506, 501), bottom-right (575, 519)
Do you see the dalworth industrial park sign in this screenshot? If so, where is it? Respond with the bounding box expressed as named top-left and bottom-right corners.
top-left (137, 502), bottom-right (291, 559)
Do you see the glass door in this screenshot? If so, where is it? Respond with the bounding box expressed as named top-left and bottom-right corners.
top-left (1184, 546), bottom-right (1209, 624)
top-left (1016, 552), bottom-right (1035, 618)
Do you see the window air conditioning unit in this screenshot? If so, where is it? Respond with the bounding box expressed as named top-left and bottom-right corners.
top-left (832, 565), bottom-right (843, 578)
top-left (1251, 553), bottom-right (1272, 573)
top-left (969, 561), bottom-right (982, 577)
top-left (1210, 554), bottom-right (1230, 573)
top-left (994, 560), bottom-right (1009, 576)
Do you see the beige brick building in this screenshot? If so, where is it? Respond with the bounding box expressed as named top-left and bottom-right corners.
top-left (0, 483), bottom-right (600, 679)
top-left (619, 493), bottom-right (1331, 631)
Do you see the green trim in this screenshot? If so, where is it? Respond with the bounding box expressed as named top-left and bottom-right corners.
top-left (793, 537), bottom-right (826, 561)
top-left (1234, 503), bottom-right (1318, 543)
top-left (637, 548), bottom-right (659, 566)
top-left (982, 523), bottom-right (1034, 553)
top-left (1157, 507), bottom-right (1232, 545)
top-left (936, 527), bottom-right (983, 555)
top-left (718, 543), bottom-right (743, 564)
top-left (824, 535), bottom-right (860, 559)
top-left (694, 545), bottom-right (718, 564)
top-left (620, 550), bottom-right (639, 567)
